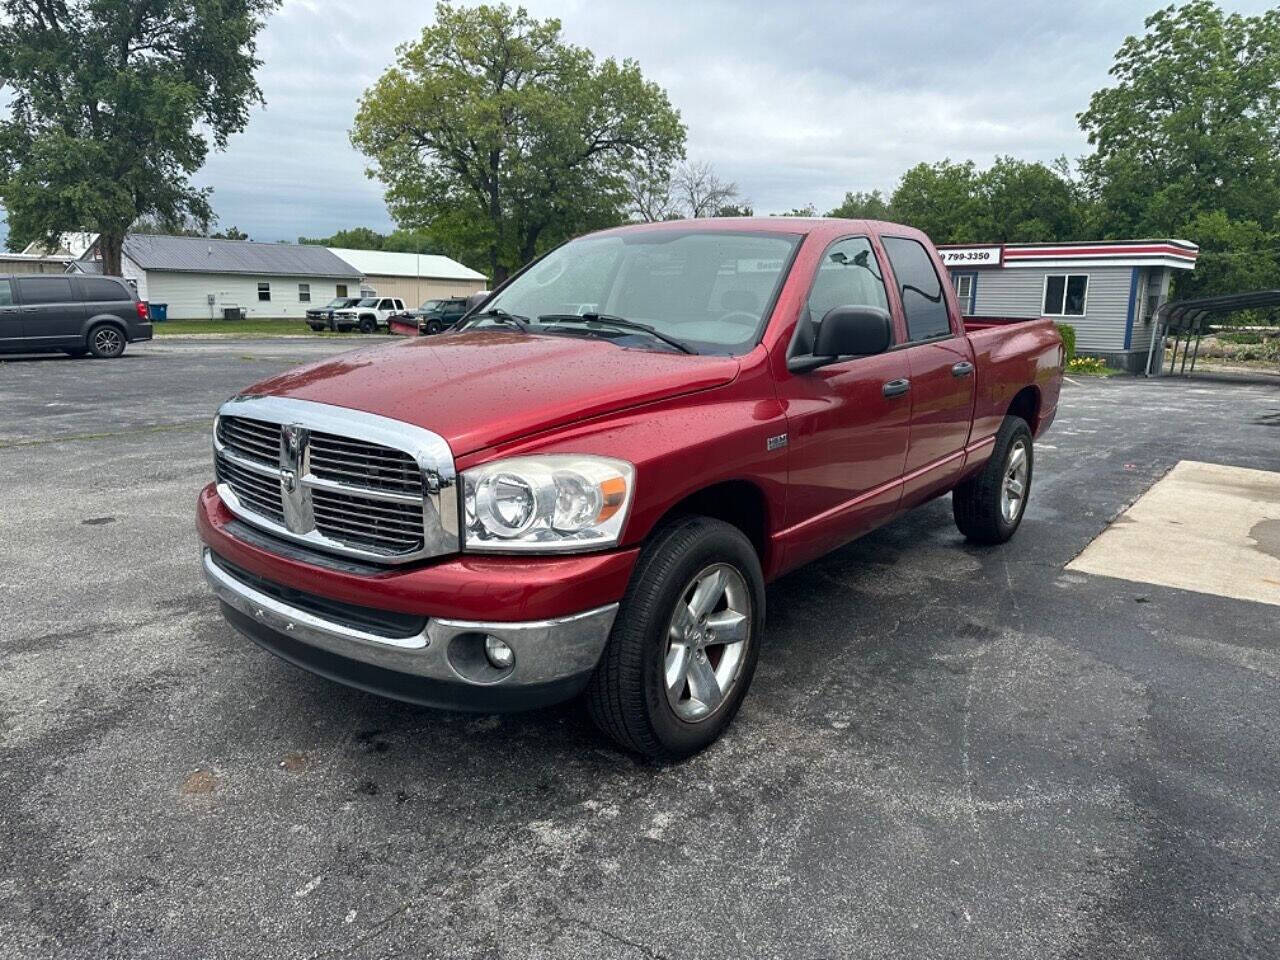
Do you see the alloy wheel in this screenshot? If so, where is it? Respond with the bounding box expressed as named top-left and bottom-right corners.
top-left (663, 563), bottom-right (752, 722)
top-left (1001, 439), bottom-right (1029, 523)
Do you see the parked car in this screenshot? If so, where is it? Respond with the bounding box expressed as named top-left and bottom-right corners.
top-left (198, 217), bottom-right (1063, 760)
top-left (331, 296), bottom-right (406, 333)
top-left (0, 274), bottom-right (151, 359)
top-left (306, 296), bottom-right (362, 332)
top-left (414, 297), bottom-right (470, 334)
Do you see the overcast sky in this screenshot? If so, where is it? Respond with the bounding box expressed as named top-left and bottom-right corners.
top-left (4, 0), bottom-right (1275, 244)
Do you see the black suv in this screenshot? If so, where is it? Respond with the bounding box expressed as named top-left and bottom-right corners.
top-left (306, 296), bottom-right (362, 332)
top-left (415, 297), bottom-right (469, 334)
top-left (0, 274), bottom-right (152, 359)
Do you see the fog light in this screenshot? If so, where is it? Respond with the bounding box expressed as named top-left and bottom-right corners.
top-left (484, 635), bottom-right (514, 669)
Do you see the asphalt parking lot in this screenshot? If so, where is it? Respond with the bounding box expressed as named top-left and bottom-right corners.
top-left (2, 338), bottom-right (1278, 959)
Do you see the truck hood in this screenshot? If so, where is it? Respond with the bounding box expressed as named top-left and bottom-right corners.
top-left (241, 330), bottom-right (741, 455)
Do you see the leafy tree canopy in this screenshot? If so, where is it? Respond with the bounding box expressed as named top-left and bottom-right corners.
top-left (826, 190), bottom-right (894, 221)
top-left (0, 0), bottom-right (280, 274)
top-left (299, 226), bottom-right (443, 254)
top-left (351, 3), bottom-right (685, 281)
top-left (1079, 0), bottom-right (1280, 238)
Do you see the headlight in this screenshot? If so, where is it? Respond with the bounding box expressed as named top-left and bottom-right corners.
top-left (462, 455), bottom-right (634, 552)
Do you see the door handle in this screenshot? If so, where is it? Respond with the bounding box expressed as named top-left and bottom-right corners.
top-left (952, 362), bottom-right (974, 377)
top-left (883, 378), bottom-right (910, 398)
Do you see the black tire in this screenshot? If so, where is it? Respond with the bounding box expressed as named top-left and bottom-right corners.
top-left (87, 324), bottom-right (126, 359)
top-left (425, 319), bottom-right (443, 335)
top-left (953, 415), bottom-right (1033, 544)
top-left (587, 517), bottom-right (765, 761)
top-left (359, 315), bottom-right (377, 334)
top-left (308, 324), bottom-right (325, 332)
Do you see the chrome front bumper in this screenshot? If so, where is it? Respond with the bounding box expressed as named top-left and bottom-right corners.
top-left (202, 549), bottom-right (619, 710)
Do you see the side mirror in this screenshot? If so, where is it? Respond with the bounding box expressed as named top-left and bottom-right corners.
top-left (789, 305), bottom-right (893, 373)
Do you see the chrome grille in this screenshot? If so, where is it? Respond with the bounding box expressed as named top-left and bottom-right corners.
top-left (308, 431), bottom-right (421, 495)
top-left (216, 454), bottom-right (285, 522)
top-left (311, 487), bottom-right (424, 553)
top-left (212, 396), bottom-right (458, 565)
top-left (218, 415), bottom-right (281, 465)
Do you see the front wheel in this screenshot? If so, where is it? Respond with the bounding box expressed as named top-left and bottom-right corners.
top-left (587, 517), bottom-right (764, 761)
top-left (953, 415), bottom-right (1033, 544)
top-left (359, 315), bottom-right (377, 334)
top-left (425, 319), bottom-right (443, 335)
top-left (87, 324), bottom-right (126, 359)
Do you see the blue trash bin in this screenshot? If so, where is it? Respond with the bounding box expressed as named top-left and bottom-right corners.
top-left (150, 303), bottom-right (168, 322)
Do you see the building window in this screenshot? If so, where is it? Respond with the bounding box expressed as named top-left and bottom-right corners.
top-left (336, 284), bottom-right (348, 297)
top-left (257, 282), bottom-right (271, 302)
top-left (1043, 274), bottom-right (1087, 316)
top-left (298, 283), bottom-right (310, 302)
top-left (952, 273), bottom-right (976, 316)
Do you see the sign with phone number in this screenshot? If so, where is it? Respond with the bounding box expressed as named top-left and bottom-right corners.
top-left (940, 246), bottom-right (1002, 267)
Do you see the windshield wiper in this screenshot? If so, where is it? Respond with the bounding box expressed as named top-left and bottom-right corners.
top-left (537, 313), bottom-right (695, 355)
top-left (466, 308), bottom-right (530, 331)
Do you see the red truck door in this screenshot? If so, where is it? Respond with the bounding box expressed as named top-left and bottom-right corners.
top-left (880, 236), bottom-right (977, 506)
top-left (775, 235), bottom-right (912, 560)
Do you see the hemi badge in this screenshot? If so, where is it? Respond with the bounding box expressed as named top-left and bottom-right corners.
top-left (766, 433), bottom-right (788, 452)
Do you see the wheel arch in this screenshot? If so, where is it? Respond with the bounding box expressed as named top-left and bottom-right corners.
top-left (84, 315), bottom-right (128, 341)
top-left (1006, 384), bottom-right (1041, 434)
top-left (642, 479), bottom-right (771, 571)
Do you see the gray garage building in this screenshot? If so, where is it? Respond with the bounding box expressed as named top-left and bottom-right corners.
top-left (939, 239), bottom-right (1199, 371)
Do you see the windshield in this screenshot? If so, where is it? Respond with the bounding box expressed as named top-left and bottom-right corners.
top-left (324, 298), bottom-right (349, 308)
top-left (419, 299), bottom-right (444, 311)
top-left (355, 298), bottom-right (379, 307)
top-left (480, 229), bottom-right (801, 355)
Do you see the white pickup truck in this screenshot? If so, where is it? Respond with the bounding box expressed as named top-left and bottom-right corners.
top-left (332, 296), bottom-right (406, 333)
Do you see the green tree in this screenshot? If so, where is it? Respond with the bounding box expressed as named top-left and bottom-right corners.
top-left (213, 226), bottom-right (251, 241)
top-left (890, 160), bottom-right (980, 243)
top-left (970, 157), bottom-right (1085, 242)
top-left (300, 226), bottom-right (389, 250)
top-left (352, 3), bottom-right (685, 282)
top-left (1079, 1), bottom-right (1280, 237)
top-left (1174, 211), bottom-right (1279, 299)
top-left (826, 189), bottom-right (894, 221)
top-left (0, 0), bottom-right (280, 275)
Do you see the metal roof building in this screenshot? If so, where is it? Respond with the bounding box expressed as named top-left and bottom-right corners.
top-left (327, 247), bottom-right (487, 306)
top-left (75, 234), bottom-right (365, 320)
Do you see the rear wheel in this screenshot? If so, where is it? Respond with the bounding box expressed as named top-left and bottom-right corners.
top-left (587, 517), bottom-right (764, 761)
top-left (953, 415), bottom-right (1033, 544)
top-left (87, 324), bottom-right (126, 359)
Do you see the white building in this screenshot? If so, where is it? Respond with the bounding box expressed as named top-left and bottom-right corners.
top-left (939, 239), bottom-right (1199, 371)
top-left (74, 234), bottom-right (365, 320)
top-left (327, 247), bottom-right (487, 305)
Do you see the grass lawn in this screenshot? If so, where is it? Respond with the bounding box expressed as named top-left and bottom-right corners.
top-left (153, 318), bottom-right (372, 337)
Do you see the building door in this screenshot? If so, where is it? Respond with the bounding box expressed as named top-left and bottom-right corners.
top-left (15, 276), bottom-right (84, 347)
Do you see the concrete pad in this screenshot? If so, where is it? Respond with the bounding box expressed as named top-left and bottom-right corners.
top-left (1067, 460), bottom-right (1280, 607)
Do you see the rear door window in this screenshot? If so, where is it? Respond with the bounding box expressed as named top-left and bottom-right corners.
top-left (882, 236), bottom-right (952, 342)
top-left (0, 279), bottom-right (12, 306)
top-left (16, 276), bottom-right (75, 305)
top-left (79, 277), bottom-right (128, 301)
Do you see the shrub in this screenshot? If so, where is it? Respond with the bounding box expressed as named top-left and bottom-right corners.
top-left (1056, 322), bottom-right (1077, 360)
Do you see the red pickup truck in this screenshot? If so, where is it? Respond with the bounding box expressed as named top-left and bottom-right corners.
top-left (198, 218), bottom-right (1062, 759)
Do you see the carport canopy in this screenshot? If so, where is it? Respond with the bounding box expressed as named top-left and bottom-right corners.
top-left (1145, 288), bottom-right (1280, 375)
